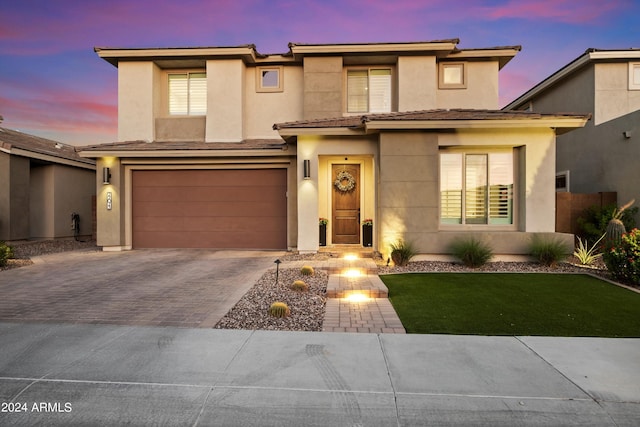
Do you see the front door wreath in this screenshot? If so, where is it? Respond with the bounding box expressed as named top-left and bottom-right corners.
top-left (334, 170), bottom-right (356, 192)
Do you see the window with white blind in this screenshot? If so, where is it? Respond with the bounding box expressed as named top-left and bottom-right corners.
top-left (169, 72), bottom-right (207, 115)
top-left (440, 151), bottom-right (514, 225)
top-left (630, 63), bottom-right (640, 90)
top-left (346, 68), bottom-right (391, 113)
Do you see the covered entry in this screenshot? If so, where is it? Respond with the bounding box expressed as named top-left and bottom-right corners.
top-left (132, 169), bottom-right (287, 249)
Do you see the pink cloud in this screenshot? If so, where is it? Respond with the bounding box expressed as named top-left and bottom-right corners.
top-left (479, 0), bottom-right (630, 24)
top-left (0, 84), bottom-right (117, 145)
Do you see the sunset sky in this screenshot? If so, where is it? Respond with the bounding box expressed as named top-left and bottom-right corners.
top-left (1, 0), bottom-right (638, 146)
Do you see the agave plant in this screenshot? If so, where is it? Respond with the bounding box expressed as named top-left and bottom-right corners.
top-left (574, 234), bottom-right (604, 266)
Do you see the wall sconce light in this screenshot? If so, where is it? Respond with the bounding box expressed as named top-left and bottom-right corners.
top-left (303, 159), bottom-right (311, 179)
top-left (102, 167), bottom-right (111, 185)
top-left (623, 131), bottom-right (632, 139)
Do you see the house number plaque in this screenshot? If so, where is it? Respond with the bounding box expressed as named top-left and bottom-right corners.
top-left (106, 192), bottom-right (112, 210)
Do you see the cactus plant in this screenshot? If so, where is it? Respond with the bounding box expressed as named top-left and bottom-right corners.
top-left (290, 280), bottom-right (309, 292)
top-left (605, 199), bottom-right (635, 248)
top-left (268, 301), bottom-right (290, 318)
top-left (300, 265), bottom-right (314, 276)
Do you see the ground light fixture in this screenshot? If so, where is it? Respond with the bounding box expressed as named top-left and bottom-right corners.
top-left (345, 292), bottom-right (370, 303)
top-left (274, 259), bottom-right (281, 285)
top-left (343, 268), bottom-right (362, 277)
top-left (102, 167), bottom-right (111, 185)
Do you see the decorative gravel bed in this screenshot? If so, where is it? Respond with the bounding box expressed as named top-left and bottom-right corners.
top-left (214, 268), bottom-right (329, 332)
top-left (0, 239), bottom-right (99, 271)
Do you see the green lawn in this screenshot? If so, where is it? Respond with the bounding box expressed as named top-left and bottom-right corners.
top-left (381, 273), bottom-right (640, 337)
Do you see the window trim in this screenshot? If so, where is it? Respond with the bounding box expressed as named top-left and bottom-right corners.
top-left (438, 62), bottom-right (467, 89)
top-left (556, 170), bottom-right (570, 192)
top-left (344, 67), bottom-right (393, 114)
top-left (167, 71), bottom-right (207, 116)
top-left (439, 148), bottom-right (517, 230)
top-left (629, 62), bottom-right (640, 90)
top-left (256, 66), bottom-right (284, 93)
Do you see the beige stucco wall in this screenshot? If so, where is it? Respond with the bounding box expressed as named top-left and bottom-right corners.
top-left (398, 56), bottom-right (437, 111)
top-left (0, 153), bottom-right (30, 240)
top-left (303, 57), bottom-right (343, 120)
top-left (245, 66), bottom-right (304, 139)
top-left (52, 165), bottom-right (95, 238)
top-left (376, 129), bottom-right (560, 258)
top-left (96, 157), bottom-right (125, 249)
top-left (595, 63), bottom-right (640, 125)
top-left (30, 165), bottom-right (95, 239)
top-left (118, 61), bottom-right (159, 142)
top-left (29, 165), bottom-right (53, 238)
top-left (155, 116), bottom-right (205, 142)
top-left (296, 135), bottom-right (378, 252)
top-left (206, 59), bottom-right (245, 142)
top-left (437, 61), bottom-right (500, 109)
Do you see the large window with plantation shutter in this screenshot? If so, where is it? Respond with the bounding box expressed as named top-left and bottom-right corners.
top-left (168, 72), bottom-right (207, 115)
top-left (346, 68), bottom-right (391, 113)
top-left (440, 150), bottom-right (514, 226)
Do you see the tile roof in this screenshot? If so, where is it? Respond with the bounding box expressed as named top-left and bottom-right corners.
top-left (79, 139), bottom-right (287, 152)
top-left (0, 127), bottom-right (95, 165)
top-left (273, 109), bottom-right (591, 130)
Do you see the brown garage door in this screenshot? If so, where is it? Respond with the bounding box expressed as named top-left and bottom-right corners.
top-left (132, 169), bottom-right (287, 249)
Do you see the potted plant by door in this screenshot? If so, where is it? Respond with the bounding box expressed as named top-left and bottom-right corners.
top-left (319, 218), bottom-right (328, 246)
top-left (362, 219), bottom-right (373, 247)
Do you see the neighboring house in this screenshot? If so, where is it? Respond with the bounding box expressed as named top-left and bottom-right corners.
top-left (0, 127), bottom-right (96, 241)
top-left (79, 40), bottom-right (589, 258)
top-left (505, 48), bottom-right (640, 222)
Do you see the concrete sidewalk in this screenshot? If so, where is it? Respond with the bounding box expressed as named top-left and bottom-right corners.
top-left (1, 322), bottom-right (638, 426)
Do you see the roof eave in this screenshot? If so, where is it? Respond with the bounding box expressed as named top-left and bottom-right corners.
top-left (276, 127), bottom-right (367, 137)
top-left (289, 40), bottom-right (459, 57)
top-left (94, 45), bottom-right (261, 66)
top-left (364, 118), bottom-right (590, 131)
top-left (445, 46), bottom-right (522, 69)
top-left (8, 147), bottom-right (96, 169)
top-left (78, 148), bottom-right (291, 159)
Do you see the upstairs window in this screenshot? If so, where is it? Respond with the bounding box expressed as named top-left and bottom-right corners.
top-left (629, 63), bottom-right (640, 90)
top-left (257, 66), bottom-right (283, 92)
top-left (169, 72), bottom-right (207, 115)
top-left (346, 68), bottom-right (391, 113)
top-left (439, 62), bottom-right (466, 89)
top-left (440, 151), bottom-right (514, 225)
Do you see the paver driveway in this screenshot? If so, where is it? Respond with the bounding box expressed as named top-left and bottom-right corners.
top-left (0, 249), bottom-right (283, 328)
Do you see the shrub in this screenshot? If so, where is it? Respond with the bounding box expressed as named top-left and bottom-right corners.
top-left (574, 234), bottom-right (604, 266)
top-left (290, 280), bottom-right (309, 292)
top-left (268, 301), bottom-right (290, 318)
top-left (577, 202), bottom-right (637, 246)
top-left (529, 235), bottom-right (571, 267)
top-left (389, 239), bottom-right (417, 267)
top-left (603, 228), bottom-right (640, 285)
top-left (450, 237), bottom-right (493, 268)
top-left (300, 265), bottom-right (314, 276)
top-left (0, 242), bottom-right (14, 267)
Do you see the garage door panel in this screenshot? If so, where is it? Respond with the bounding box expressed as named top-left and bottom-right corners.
top-left (134, 186), bottom-right (284, 203)
top-left (132, 169), bottom-right (287, 249)
top-left (133, 231), bottom-right (286, 249)
top-left (134, 169), bottom-right (285, 187)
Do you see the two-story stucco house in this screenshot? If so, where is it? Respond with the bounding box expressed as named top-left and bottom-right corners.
top-left (79, 40), bottom-right (589, 258)
top-left (505, 48), bottom-right (640, 222)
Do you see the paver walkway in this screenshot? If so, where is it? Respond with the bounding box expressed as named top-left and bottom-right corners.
top-left (281, 251), bottom-right (406, 333)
